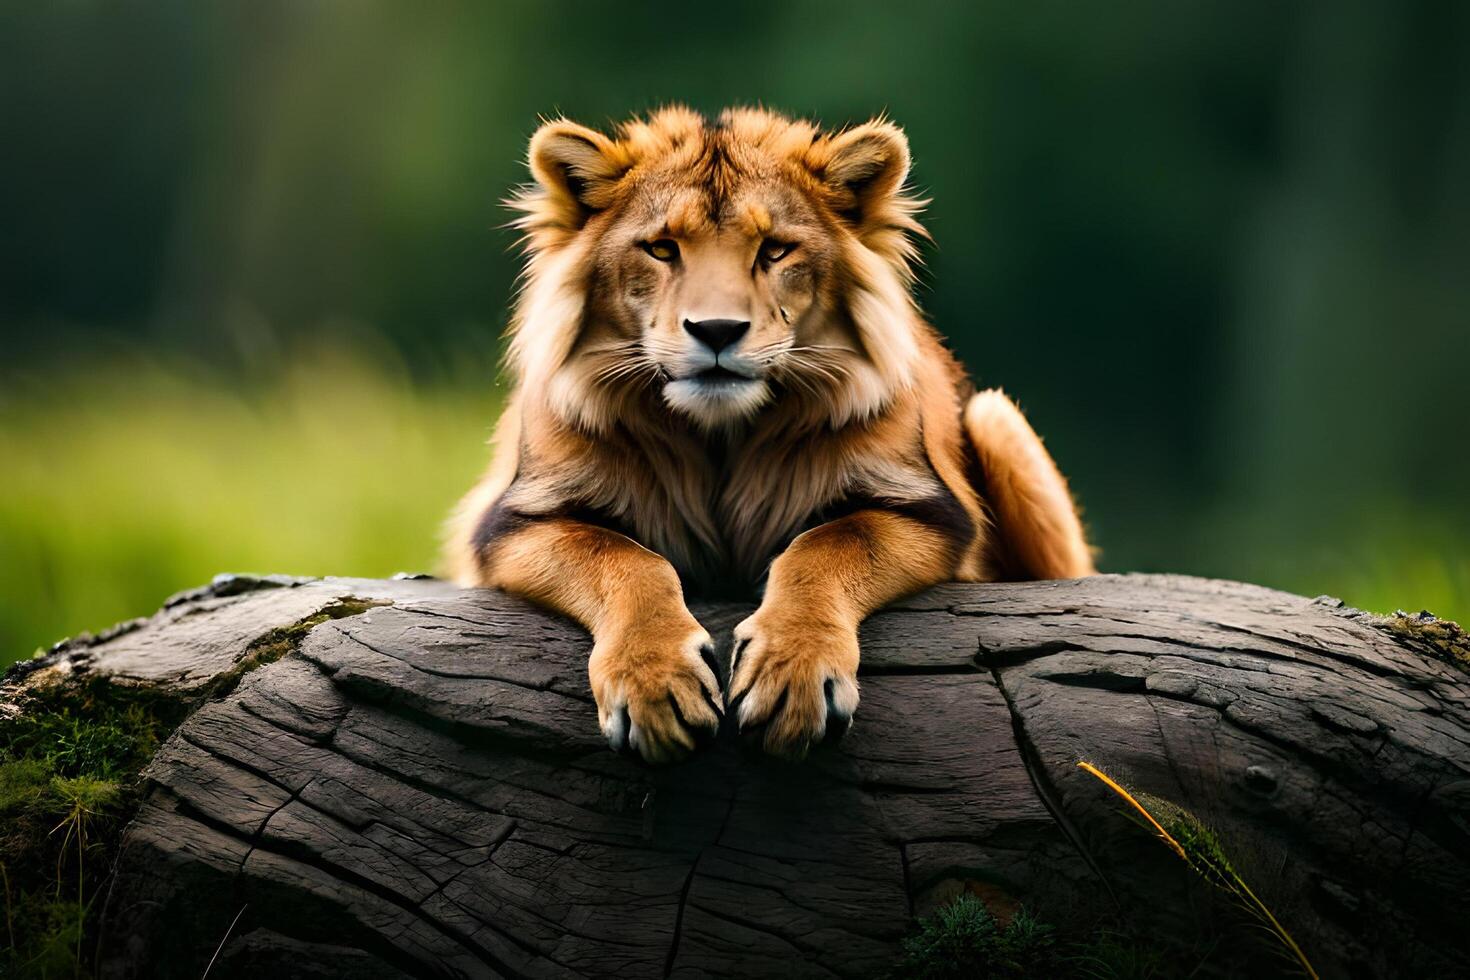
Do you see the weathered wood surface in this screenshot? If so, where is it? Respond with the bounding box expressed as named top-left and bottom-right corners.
top-left (41, 573), bottom-right (1468, 978)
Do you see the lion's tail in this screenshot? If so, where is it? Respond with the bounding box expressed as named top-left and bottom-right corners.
top-left (963, 388), bottom-right (1095, 580)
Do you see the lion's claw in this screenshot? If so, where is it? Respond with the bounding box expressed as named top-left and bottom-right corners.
top-left (821, 677), bottom-right (854, 744)
top-left (607, 704), bottom-right (634, 755)
top-left (590, 625), bottom-right (723, 764)
top-left (728, 612), bottom-right (860, 759)
top-left (699, 640), bottom-right (723, 687)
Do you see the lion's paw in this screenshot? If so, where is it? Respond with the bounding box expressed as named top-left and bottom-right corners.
top-left (588, 624), bottom-right (723, 765)
top-left (727, 610), bottom-right (860, 759)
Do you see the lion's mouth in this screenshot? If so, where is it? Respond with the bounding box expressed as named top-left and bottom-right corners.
top-left (691, 365), bottom-right (757, 385)
top-left (663, 363), bottom-right (772, 420)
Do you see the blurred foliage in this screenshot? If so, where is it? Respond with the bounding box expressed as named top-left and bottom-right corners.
top-left (1, 0), bottom-right (1467, 664)
top-left (1, 339), bottom-right (500, 665)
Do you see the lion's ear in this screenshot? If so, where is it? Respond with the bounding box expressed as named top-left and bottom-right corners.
top-left (819, 120), bottom-right (911, 225)
top-left (528, 120), bottom-right (628, 226)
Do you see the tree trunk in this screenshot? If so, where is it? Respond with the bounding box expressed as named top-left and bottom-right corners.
top-left (23, 574), bottom-right (1466, 979)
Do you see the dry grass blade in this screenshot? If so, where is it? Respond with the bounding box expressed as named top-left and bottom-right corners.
top-left (201, 903), bottom-right (249, 979)
top-left (1076, 761), bottom-right (1319, 980)
top-left (1076, 762), bottom-right (1186, 860)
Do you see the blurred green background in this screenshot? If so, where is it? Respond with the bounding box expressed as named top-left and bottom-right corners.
top-left (2, 1), bottom-right (1467, 668)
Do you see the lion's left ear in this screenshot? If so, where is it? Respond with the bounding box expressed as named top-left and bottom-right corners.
top-left (818, 120), bottom-right (911, 225)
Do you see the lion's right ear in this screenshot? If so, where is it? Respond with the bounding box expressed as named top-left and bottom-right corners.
top-left (528, 120), bottom-right (629, 228)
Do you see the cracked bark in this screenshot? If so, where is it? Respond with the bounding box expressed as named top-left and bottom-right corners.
top-left (12, 573), bottom-right (1464, 979)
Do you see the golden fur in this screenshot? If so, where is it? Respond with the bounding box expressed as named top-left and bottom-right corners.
top-left (447, 106), bottom-right (1093, 762)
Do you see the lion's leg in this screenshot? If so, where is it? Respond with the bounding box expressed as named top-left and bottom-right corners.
top-left (730, 507), bottom-right (970, 758)
top-left (963, 388), bottom-right (1094, 580)
top-left (476, 516), bottom-right (723, 764)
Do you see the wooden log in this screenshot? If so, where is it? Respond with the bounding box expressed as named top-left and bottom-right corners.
top-left (25, 573), bottom-right (1464, 978)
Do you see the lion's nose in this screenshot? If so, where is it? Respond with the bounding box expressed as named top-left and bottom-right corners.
top-left (683, 318), bottom-right (750, 354)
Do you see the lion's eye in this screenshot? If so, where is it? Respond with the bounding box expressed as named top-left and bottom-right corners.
top-left (641, 239), bottom-right (679, 262)
top-left (759, 240), bottom-right (794, 264)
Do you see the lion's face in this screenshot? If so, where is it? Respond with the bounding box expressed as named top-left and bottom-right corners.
top-left (591, 168), bottom-right (839, 423)
top-left (509, 107), bottom-right (926, 431)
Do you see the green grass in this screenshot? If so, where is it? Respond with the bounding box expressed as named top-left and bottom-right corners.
top-left (888, 894), bottom-right (1182, 980)
top-left (1, 342), bottom-right (501, 669)
top-left (1194, 503), bottom-right (1470, 633)
top-left (889, 894), bottom-right (1061, 980)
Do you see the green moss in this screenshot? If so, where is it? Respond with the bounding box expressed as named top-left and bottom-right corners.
top-left (1379, 610), bottom-right (1470, 674)
top-left (213, 597), bottom-right (388, 700)
top-left (0, 757), bottom-right (51, 812)
top-left (4, 694), bottom-right (167, 781)
top-left (0, 679), bottom-right (180, 977)
top-left (244, 597), bottom-right (384, 660)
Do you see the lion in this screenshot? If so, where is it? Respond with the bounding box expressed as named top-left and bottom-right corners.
top-left (447, 106), bottom-right (1093, 763)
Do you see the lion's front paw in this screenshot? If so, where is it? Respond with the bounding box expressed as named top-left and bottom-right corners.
top-left (727, 610), bottom-right (860, 759)
top-left (588, 622), bottom-right (723, 765)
